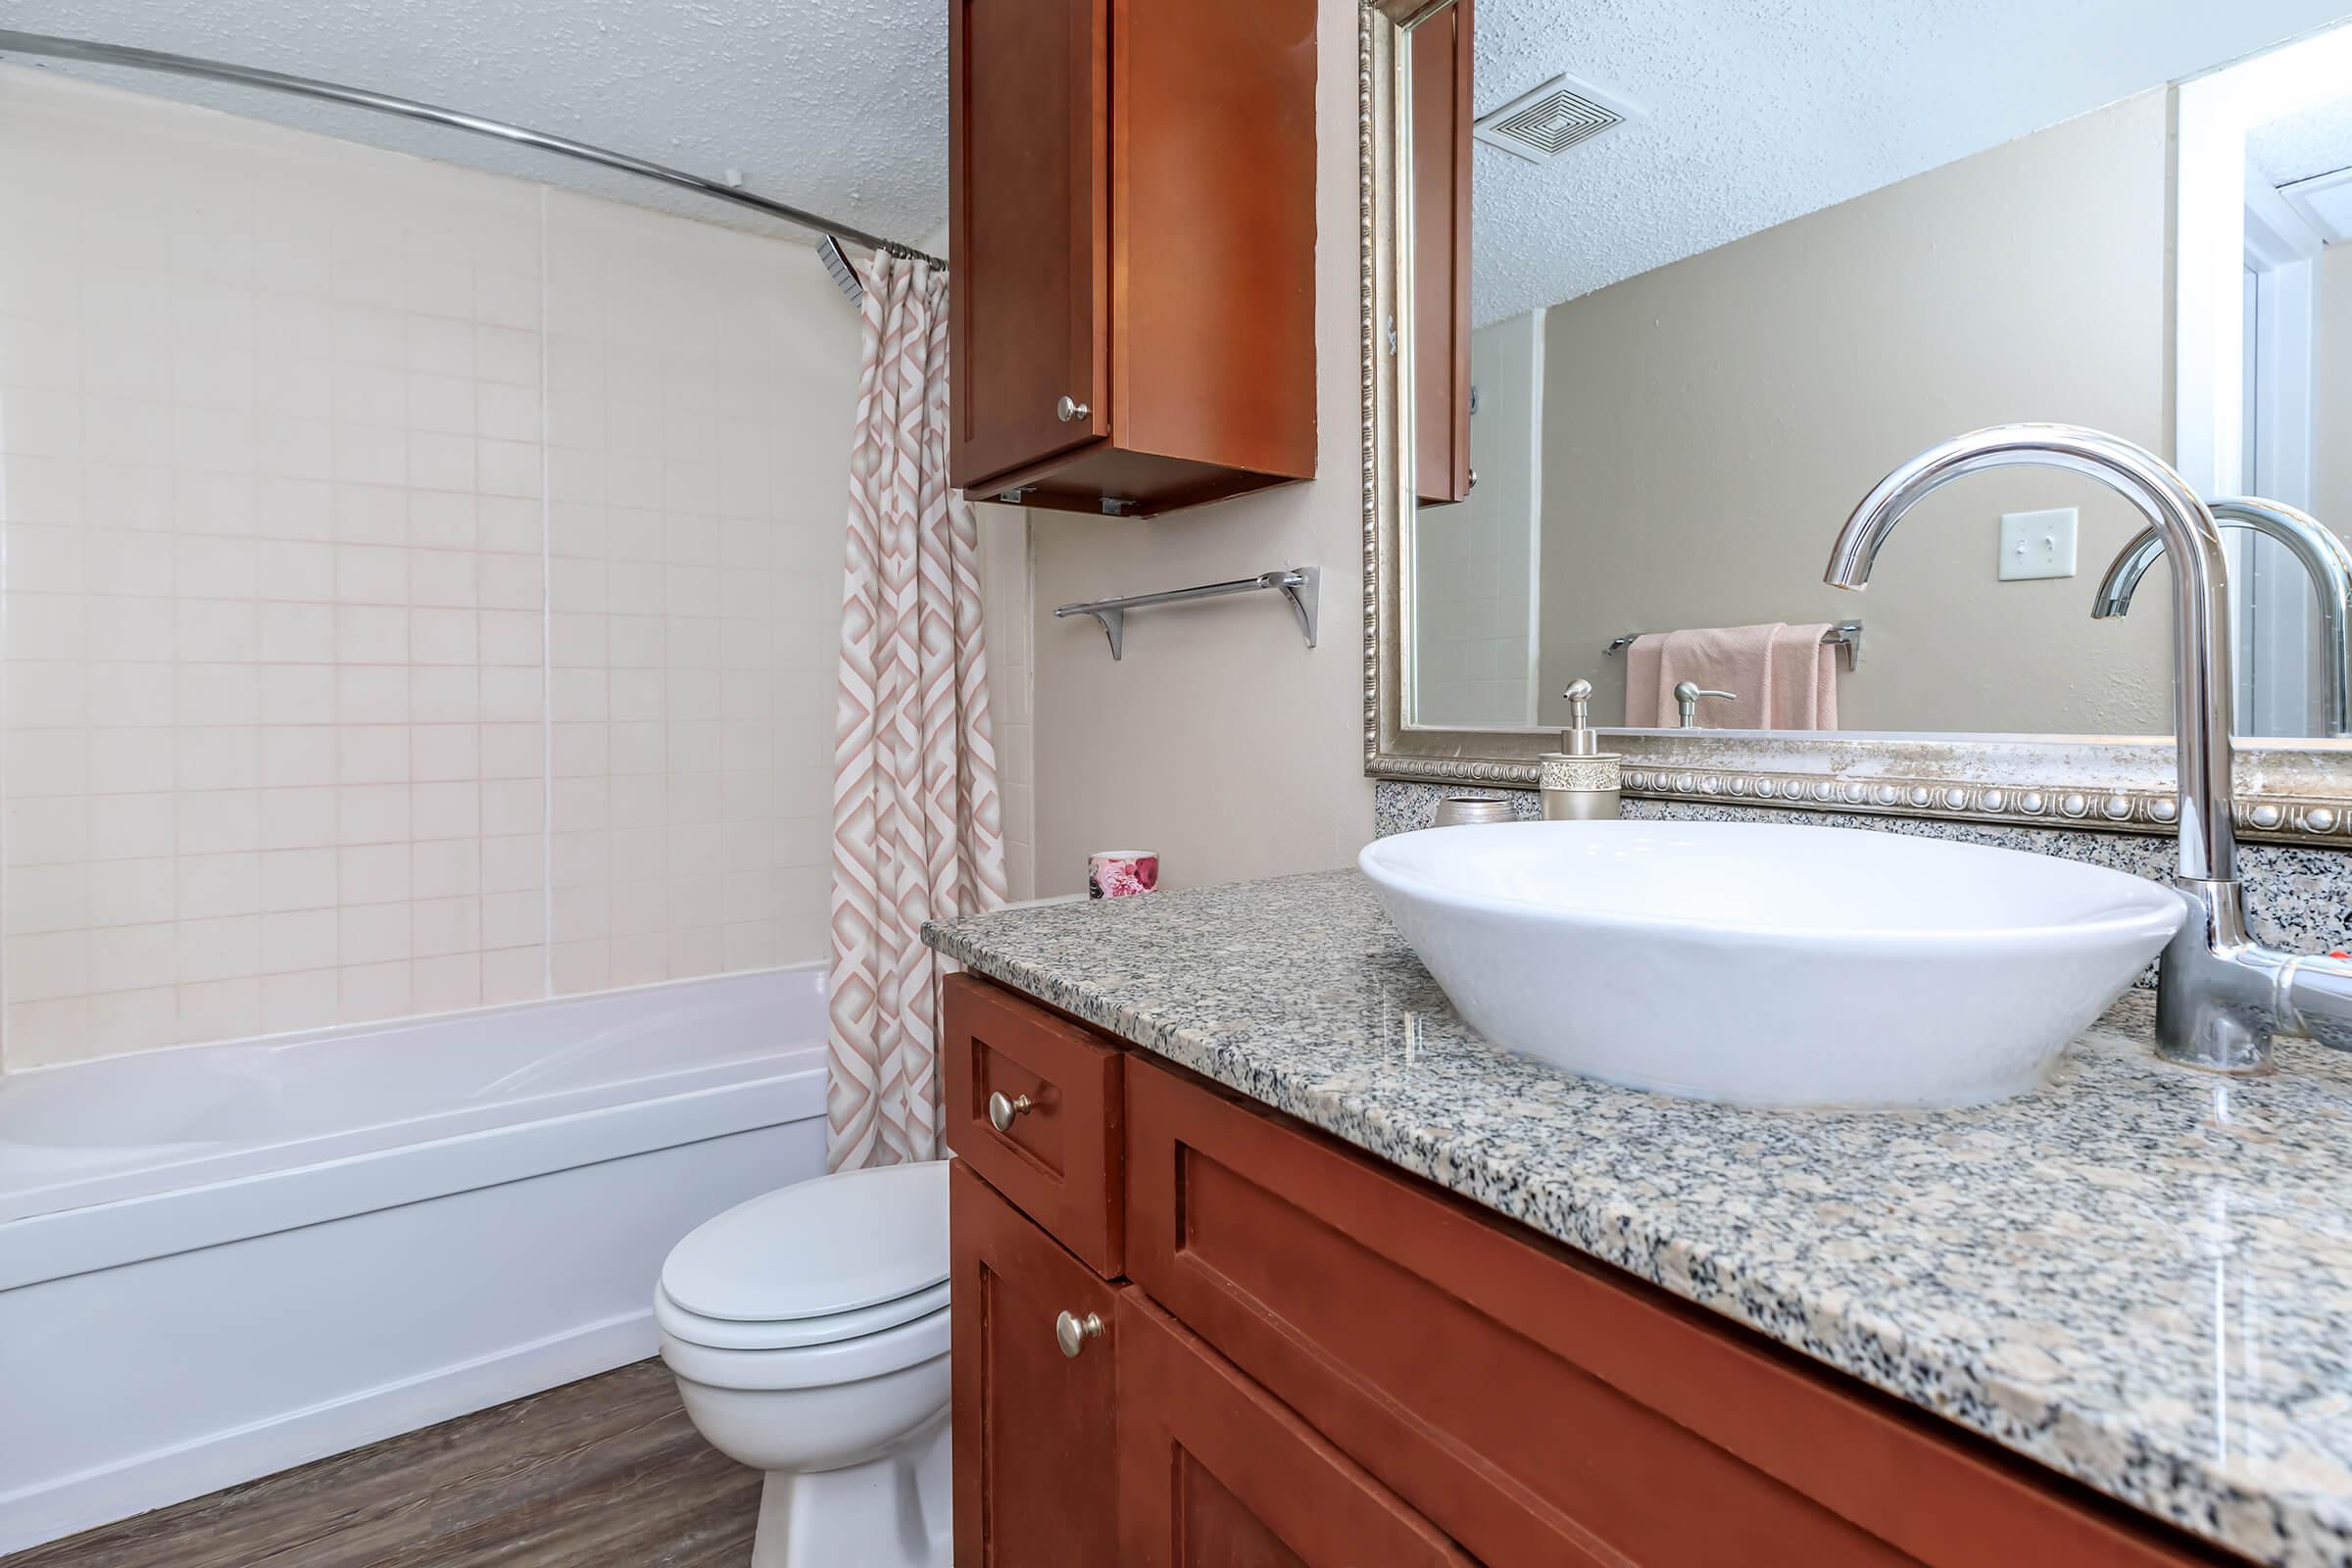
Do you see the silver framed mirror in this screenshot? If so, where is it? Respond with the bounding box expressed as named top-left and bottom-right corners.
top-left (1360, 0), bottom-right (2352, 844)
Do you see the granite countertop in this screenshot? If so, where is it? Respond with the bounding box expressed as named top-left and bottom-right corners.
top-left (925, 870), bottom-right (2352, 1567)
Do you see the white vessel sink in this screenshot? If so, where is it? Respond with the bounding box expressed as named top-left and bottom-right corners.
top-left (1358, 821), bottom-right (2185, 1107)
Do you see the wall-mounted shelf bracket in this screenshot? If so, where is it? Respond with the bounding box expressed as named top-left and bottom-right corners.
top-left (1055, 568), bottom-right (1320, 662)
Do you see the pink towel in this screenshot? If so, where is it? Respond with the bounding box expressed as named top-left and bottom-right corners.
top-left (1628, 622), bottom-right (1840, 730)
top-left (1624, 633), bottom-right (1667, 727)
top-left (1770, 621), bottom-right (1840, 730)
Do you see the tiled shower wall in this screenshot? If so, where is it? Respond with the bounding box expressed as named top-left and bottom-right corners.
top-left (0, 71), bottom-right (1025, 1069)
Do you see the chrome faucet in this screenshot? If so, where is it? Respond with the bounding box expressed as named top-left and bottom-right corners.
top-left (1824, 423), bottom-right (2352, 1070)
top-left (2092, 497), bottom-right (2352, 739)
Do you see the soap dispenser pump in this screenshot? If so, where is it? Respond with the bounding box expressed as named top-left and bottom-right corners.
top-left (1541, 680), bottom-right (1621, 820)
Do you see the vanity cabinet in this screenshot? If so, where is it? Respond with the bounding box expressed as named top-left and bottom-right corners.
top-left (948, 0), bottom-right (1318, 517)
top-left (942, 970), bottom-right (1124, 1276)
top-left (949, 1162), bottom-right (1120, 1567)
top-left (942, 973), bottom-right (2236, 1567)
top-left (1114, 1293), bottom-right (1471, 1566)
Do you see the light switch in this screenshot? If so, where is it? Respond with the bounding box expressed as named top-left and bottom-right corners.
top-left (1998, 507), bottom-right (2079, 581)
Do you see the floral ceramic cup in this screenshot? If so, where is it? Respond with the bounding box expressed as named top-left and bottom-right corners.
top-left (1087, 850), bottom-right (1159, 900)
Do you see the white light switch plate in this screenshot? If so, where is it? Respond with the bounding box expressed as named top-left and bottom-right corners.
top-left (1999, 507), bottom-right (2079, 581)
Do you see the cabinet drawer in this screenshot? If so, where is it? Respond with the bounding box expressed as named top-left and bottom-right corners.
top-left (943, 974), bottom-right (1124, 1276)
top-left (951, 1161), bottom-right (1120, 1568)
top-left (1114, 1289), bottom-right (1473, 1567)
top-left (1124, 1056), bottom-right (2221, 1568)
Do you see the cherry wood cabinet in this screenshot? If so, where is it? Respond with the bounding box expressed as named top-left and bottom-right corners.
top-left (949, 1162), bottom-right (1120, 1568)
top-left (948, 0), bottom-right (1318, 517)
top-left (948, 0), bottom-right (1104, 491)
top-left (945, 974), bottom-right (2239, 1568)
top-left (943, 974), bottom-right (1125, 1276)
top-left (1411, 0), bottom-right (1474, 507)
top-left (1114, 1292), bottom-right (1473, 1566)
top-left (1121, 1050), bottom-right (2221, 1568)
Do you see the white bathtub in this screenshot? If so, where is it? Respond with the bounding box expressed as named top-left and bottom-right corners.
top-left (0, 968), bottom-right (830, 1554)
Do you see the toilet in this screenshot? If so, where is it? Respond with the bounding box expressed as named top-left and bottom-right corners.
top-left (656, 1160), bottom-right (952, 1568)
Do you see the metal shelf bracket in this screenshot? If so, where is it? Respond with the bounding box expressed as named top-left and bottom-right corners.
top-left (1055, 567), bottom-right (1320, 662)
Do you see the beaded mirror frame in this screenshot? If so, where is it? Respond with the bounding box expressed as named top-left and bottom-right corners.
top-left (1357, 0), bottom-right (2352, 846)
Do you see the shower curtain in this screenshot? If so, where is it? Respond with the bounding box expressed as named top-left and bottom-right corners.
top-left (826, 252), bottom-right (1008, 1172)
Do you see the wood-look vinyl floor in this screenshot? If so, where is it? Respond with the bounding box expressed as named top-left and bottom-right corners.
top-left (3, 1360), bottom-right (760, 1568)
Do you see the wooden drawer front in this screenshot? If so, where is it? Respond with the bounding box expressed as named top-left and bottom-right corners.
top-left (1125, 1058), bottom-right (2219, 1568)
top-left (952, 1161), bottom-right (1121, 1568)
top-left (943, 974), bottom-right (1124, 1276)
top-left (1114, 1290), bottom-right (1473, 1568)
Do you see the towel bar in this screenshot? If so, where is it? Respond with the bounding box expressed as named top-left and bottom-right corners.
top-left (1603, 620), bottom-right (1862, 671)
top-left (1055, 568), bottom-right (1319, 662)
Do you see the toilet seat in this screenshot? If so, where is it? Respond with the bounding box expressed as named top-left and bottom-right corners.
top-left (659, 1301), bottom-right (952, 1391)
top-left (655, 1277), bottom-right (951, 1351)
top-left (655, 1160), bottom-right (951, 1392)
top-left (661, 1159), bottom-right (948, 1321)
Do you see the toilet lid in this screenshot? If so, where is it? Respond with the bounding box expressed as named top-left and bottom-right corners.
top-left (661, 1160), bottom-right (949, 1323)
top-left (655, 1278), bottom-right (950, 1351)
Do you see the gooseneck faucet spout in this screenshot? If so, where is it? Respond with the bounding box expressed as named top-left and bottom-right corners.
top-left (2092, 497), bottom-right (2352, 739)
top-left (1825, 424), bottom-right (2236, 882)
top-left (1825, 423), bottom-right (2352, 1072)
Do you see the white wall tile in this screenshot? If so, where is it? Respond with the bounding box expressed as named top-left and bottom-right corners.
top-left (0, 70), bottom-right (961, 1069)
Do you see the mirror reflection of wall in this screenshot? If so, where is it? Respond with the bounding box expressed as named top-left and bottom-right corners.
top-left (1406, 3), bottom-right (2352, 741)
top-left (1412, 313), bottom-right (1542, 727)
top-left (2236, 95), bottom-right (2352, 733)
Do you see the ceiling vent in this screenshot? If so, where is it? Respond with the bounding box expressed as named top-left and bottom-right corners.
top-left (1472, 72), bottom-right (1642, 164)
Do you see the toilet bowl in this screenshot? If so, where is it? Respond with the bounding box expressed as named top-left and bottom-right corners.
top-left (657, 1160), bottom-right (952, 1568)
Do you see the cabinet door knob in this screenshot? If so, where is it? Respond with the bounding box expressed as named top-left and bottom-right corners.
top-left (986, 1091), bottom-right (1033, 1132)
top-left (1055, 394), bottom-right (1090, 422)
top-left (1054, 1309), bottom-right (1106, 1359)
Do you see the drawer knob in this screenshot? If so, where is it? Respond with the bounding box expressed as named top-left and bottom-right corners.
top-left (1055, 394), bottom-right (1090, 423)
top-left (1054, 1309), bottom-right (1106, 1359)
top-left (986, 1091), bottom-right (1034, 1132)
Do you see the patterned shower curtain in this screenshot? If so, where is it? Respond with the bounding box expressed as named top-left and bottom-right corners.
top-left (826, 252), bottom-right (1008, 1172)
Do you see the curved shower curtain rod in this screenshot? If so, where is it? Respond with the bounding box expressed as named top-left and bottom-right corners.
top-left (0, 27), bottom-right (948, 271)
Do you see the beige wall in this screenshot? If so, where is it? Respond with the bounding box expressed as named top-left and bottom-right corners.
top-left (975, 503), bottom-right (1036, 903)
top-left (1533, 90), bottom-right (2177, 735)
top-left (1027, 0), bottom-right (1375, 896)
top-left (1416, 311), bottom-right (1543, 726)
top-left (2316, 244), bottom-right (2352, 532)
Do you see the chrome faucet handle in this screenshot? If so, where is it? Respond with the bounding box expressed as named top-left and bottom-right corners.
top-left (1672, 680), bottom-right (1736, 727)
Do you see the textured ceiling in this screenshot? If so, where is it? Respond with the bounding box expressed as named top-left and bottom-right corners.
top-left (1472, 0), bottom-right (2352, 324)
top-left (0, 0), bottom-right (944, 252)
top-left (2250, 96), bottom-right (2352, 189)
top-left (16, 2), bottom-right (2352, 305)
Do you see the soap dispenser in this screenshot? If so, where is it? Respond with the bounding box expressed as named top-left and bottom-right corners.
top-left (1541, 680), bottom-right (1621, 820)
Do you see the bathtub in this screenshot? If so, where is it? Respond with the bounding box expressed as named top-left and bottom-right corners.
top-left (0, 968), bottom-right (830, 1554)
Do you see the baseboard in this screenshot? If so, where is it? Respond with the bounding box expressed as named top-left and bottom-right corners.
top-left (0, 1310), bottom-right (658, 1556)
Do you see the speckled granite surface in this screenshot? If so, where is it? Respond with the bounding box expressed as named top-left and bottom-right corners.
top-left (927, 870), bottom-right (2352, 1566)
top-left (1376, 779), bottom-right (2352, 961)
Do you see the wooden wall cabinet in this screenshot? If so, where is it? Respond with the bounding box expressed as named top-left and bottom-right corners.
top-left (948, 0), bottom-right (1319, 518)
top-left (1411, 0), bottom-right (1474, 508)
top-left (943, 973), bottom-right (2233, 1567)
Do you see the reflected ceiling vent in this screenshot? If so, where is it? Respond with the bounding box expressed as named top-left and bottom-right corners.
top-left (1472, 72), bottom-right (1642, 164)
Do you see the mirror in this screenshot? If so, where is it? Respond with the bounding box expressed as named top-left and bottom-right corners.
top-left (1398, 3), bottom-right (2352, 745)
